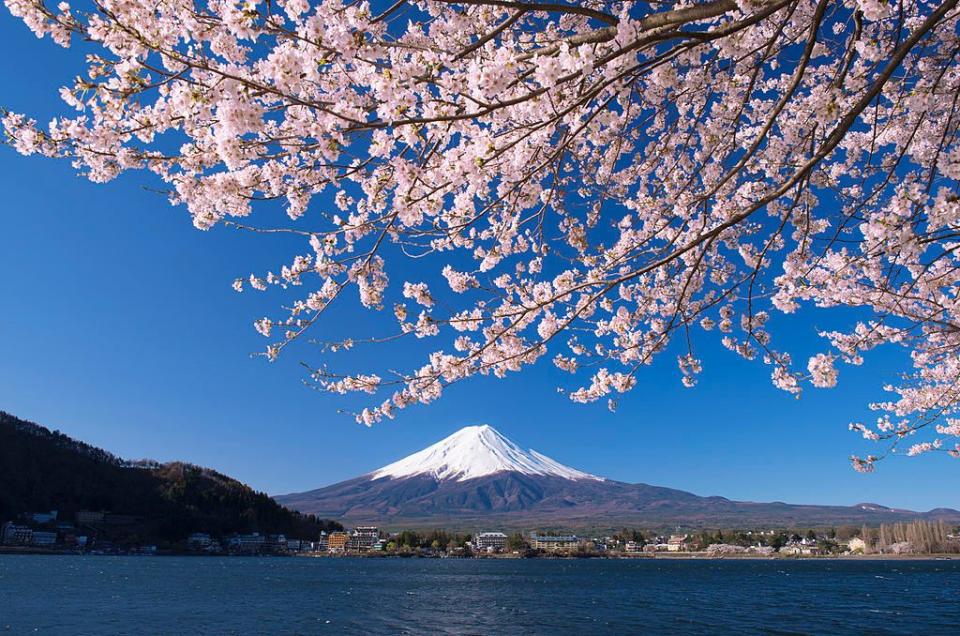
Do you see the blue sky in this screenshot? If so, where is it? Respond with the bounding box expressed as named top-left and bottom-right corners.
top-left (1, 10), bottom-right (957, 513)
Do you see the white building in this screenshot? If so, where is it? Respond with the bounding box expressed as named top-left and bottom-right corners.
top-left (474, 532), bottom-right (508, 552)
top-left (666, 535), bottom-right (688, 552)
top-left (780, 542), bottom-right (820, 556)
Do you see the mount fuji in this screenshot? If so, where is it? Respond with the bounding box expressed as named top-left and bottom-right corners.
top-left (368, 424), bottom-right (602, 483)
top-left (276, 425), bottom-right (960, 529)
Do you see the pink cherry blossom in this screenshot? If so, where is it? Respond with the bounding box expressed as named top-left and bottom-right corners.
top-left (4, 0), bottom-right (960, 467)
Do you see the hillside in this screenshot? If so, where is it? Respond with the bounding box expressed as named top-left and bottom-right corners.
top-left (0, 411), bottom-right (341, 543)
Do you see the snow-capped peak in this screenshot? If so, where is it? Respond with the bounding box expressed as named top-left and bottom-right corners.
top-left (369, 425), bottom-right (604, 482)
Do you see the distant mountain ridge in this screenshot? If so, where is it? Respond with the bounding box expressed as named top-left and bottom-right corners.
top-left (0, 410), bottom-right (341, 542)
top-left (277, 425), bottom-right (960, 530)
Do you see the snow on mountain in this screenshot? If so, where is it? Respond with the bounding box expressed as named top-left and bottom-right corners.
top-left (368, 424), bottom-right (604, 482)
top-left (276, 426), bottom-right (960, 527)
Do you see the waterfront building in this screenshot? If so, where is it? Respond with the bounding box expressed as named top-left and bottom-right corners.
top-left (347, 526), bottom-right (380, 551)
top-left (529, 533), bottom-right (579, 551)
top-left (781, 541), bottom-right (820, 556)
top-left (228, 533), bottom-right (266, 553)
top-left (474, 532), bottom-right (508, 552)
top-left (31, 531), bottom-right (57, 546)
top-left (345, 535), bottom-right (367, 551)
top-left (327, 532), bottom-right (350, 552)
top-left (666, 535), bottom-right (688, 552)
top-left (624, 540), bottom-right (643, 553)
top-left (2, 522), bottom-right (33, 545)
top-left (316, 532), bottom-right (329, 551)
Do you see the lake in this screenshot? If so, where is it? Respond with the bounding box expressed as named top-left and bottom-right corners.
top-left (0, 556), bottom-right (957, 634)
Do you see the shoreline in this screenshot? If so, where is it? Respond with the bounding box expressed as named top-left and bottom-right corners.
top-left (3, 546), bottom-right (957, 560)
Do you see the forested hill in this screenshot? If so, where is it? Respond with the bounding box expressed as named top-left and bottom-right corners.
top-left (0, 411), bottom-right (341, 542)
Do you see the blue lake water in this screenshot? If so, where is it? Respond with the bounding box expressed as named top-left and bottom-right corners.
top-left (0, 556), bottom-right (957, 634)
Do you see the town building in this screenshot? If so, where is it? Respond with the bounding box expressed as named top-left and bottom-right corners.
top-left (327, 532), bottom-right (350, 552)
top-left (624, 540), bottom-right (643, 553)
top-left (2, 522), bottom-right (33, 545)
top-left (347, 526), bottom-right (380, 551)
top-left (31, 531), bottom-right (57, 546)
top-left (529, 533), bottom-right (579, 551)
top-left (781, 541), bottom-right (821, 556)
top-left (474, 532), bottom-right (508, 552)
top-left (666, 535), bottom-right (688, 552)
top-left (228, 533), bottom-right (266, 553)
top-left (316, 532), bottom-right (329, 552)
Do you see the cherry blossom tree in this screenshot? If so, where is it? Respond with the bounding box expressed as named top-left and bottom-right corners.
top-left (4, 0), bottom-right (960, 469)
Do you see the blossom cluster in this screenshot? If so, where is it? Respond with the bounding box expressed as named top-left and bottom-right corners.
top-left (4, 0), bottom-right (960, 467)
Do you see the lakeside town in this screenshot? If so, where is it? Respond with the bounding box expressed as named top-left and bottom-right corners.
top-left (4, 509), bottom-right (959, 558)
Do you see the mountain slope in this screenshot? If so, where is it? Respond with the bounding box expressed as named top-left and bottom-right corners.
top-left (0, 410), bottom-right (341, 542)
top-left (277, 425), bottom-right (960, 529)
top-left (370, 425), bottom-right (602, 482)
